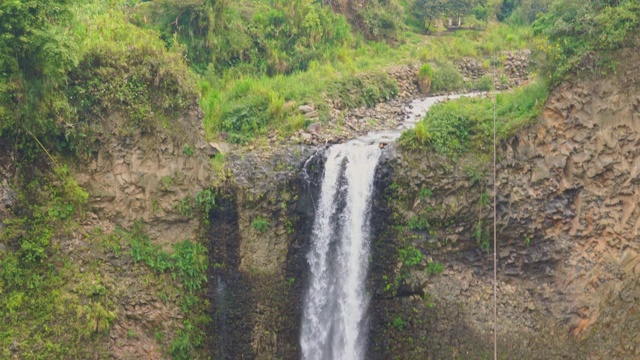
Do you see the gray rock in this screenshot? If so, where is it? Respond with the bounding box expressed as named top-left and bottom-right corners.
top-left (298, 105), bottom-right (314, 114)
top-left (209, 142), bottom-right (231, 155)
top-left (0, 179), bottom-right (15, 217)
top-left (304, 111), bottom-right (319, 119)
top-left (307, 123), bottom-right (323, 135)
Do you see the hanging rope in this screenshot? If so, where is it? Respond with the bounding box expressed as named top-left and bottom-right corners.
top-left (493, 80), bottom-right (498, 360)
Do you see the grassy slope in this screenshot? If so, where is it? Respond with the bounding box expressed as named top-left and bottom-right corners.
top-left (201, 22), bottom-right (534, 144)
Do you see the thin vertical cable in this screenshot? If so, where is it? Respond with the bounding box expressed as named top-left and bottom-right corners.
top-left (493, 86), bottom-right (498, 360)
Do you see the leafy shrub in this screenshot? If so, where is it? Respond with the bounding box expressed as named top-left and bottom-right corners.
top-left (172, 240), bottom-right (208, 294)
top-left (398, 245), bottom-right (423, 267)
top-left (359, 0), bottom-right (405, 40)
top-left (126, 222), bottom-right (173, 272)
top-left (170, 320), bottom-right (204, 360)
top-left (122, 223), bottom-right (208, 293)
top-left (472, 3), bottom-right (489, 22)
top-left (392, 316), bottom-right (406, 330)
top-left (182, 144), bottom-right (194, 156)
top-left (475, 74), bottom-right (495, 91)
top-left (425, 262), bottom-right (444, 275)
top-left (408, 215), bottom-right (430, 231)
top-left (431, 62), bottom-right (464, 93)
top-left (252, 216), bottom-right (270, 233)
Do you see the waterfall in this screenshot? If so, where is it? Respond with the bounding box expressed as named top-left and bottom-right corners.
top-left (300, 143), bottom-right (381, 360)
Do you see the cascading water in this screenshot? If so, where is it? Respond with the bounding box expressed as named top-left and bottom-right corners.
top-left (300, 142), bottom-right (381, 360)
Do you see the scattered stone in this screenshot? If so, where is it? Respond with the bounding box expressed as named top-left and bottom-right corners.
top-left (209, 142), bottom-right (232, 155)
top-left (301, 133), bottom-right (313, 142)
top-left (307, 123), bottom-right (323, 135)
top-left (304, 110), bottom-right (319, 119)
top-left (298, 105), bottom-right (314, 114)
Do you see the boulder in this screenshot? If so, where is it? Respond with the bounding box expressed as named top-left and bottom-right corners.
top-left (209, 142), bottom-right (232, 156)
top-left (307, 123), bottom-right (323, 135)
top-left (298, 105), bottom-right (314, 114)
top-left (304, 110), bottom-right (320, 119)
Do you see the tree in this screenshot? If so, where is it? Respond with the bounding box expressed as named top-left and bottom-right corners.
top-left (413, 0), bottom-right (449, 31)
top-left (445, 0), bottom-right (478, 26)
top-left (413, 0), bottom-right (479, 31)
top-left (0, 0), bottom-right (77, 83)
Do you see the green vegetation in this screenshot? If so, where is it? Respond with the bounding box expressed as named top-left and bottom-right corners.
top-left (398, 245), bottom-right (424, 267)
top-left (417, 63), bottom-right (434, 94)
top-left (399, 80), bottom-right (549, 158)
top-left (0, 165), bottom-right (112, 358)
top-left (133, 0), bottom-right (353, 75)
top-left (408, 214), bottom-right (431, 231)
top-left (419, 188), bottom-right (433, 199)
top-left (425, 261), bottom-right (445, 275)
top-left (177, 189), bottom-right (217, 224)
top-left (252, 216), bottom-right (270, 233)
top-left (392, 315), bottom-right (406, 330)
top-left (122, 222), bottom-right (208, 294)
top-left (533, 0), bottom-right (640, 84)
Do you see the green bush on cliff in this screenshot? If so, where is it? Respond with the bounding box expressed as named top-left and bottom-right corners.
top-left (252, 216), bottom-right (270, 233)
top-left (0, 0), bottom-right (78, 158)
top-left (398, 245), bottom-right (423, 267)
top-left (0, 172), bottom-right (111, 358)
top-left (533, 0), bottom-right (640, 84)
top-left (172, 240), bottom-right (208, 294)
top-left (123, 223), bottom-right (208, 294)
top-left (70, 8), bottom-right (198, 142)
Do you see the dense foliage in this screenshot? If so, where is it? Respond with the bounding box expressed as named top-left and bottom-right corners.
top-left (533, 0), bottom-right (640, 83)
top-left (0, 0), bottom-right (78, 158)
top-left (133, 0), bottom-right (352, 75)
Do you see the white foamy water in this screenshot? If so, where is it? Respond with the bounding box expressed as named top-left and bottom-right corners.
top-left (300, 143), bottom-right (381, 360)
top-left (300, 92), bottom-right (483, 359)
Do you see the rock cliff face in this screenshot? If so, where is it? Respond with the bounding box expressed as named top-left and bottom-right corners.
top-left (73, 104), bottom-right (212, 246)
top-left (206, 146), bottom-right (319, 359)
top-left (368, 47), bottom-right (640, 359)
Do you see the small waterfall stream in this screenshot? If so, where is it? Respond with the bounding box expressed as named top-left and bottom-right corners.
top-left (300, 143), bottom-right (381, 360)
top-left (299, 92), bottom-right (482, 360)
